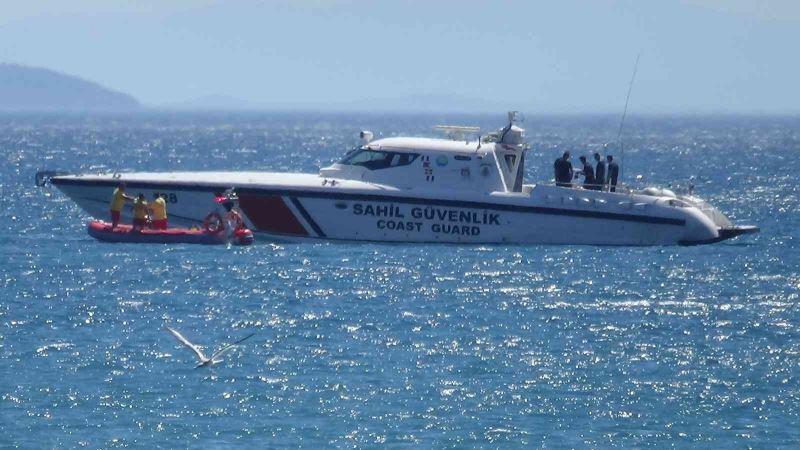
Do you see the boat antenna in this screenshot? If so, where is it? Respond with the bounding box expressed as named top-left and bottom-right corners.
top-left (617, 53), bottom-right (640, 182)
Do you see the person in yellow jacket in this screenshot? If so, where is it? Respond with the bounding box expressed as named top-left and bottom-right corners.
top-left (131, 193), bottom-right (149, 231)
top-left (149, 193), bottom-right (168, 230)
top-left (109, 182), bottom-right (134, 228)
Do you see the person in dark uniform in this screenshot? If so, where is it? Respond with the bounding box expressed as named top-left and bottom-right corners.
top-left (577, 156), bottom-right (595, 190)
top-left (593, 152), bottom-right (606, 191)
top-left (553, 151), bottom-right (574, 187)
top-left (607, 155), bottom-right (620, 192)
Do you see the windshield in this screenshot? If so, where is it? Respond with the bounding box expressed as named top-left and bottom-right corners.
top-left (340, 148), bottom-right (419, 170)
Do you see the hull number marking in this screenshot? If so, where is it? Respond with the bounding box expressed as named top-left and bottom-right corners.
top-left (153, 192), bottom-right (179, 204)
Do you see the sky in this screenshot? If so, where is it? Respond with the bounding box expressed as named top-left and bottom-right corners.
top-left (1, 0), bottom-right (798, 113)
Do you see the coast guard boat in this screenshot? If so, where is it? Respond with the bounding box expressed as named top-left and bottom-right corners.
top-left (40, 113), bottom-right (757, 245)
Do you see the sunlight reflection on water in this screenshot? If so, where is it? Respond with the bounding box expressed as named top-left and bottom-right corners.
top-left (1, 113), bottom-right (798, 448)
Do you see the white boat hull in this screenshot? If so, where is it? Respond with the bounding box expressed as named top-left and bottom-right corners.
top-left (49, 173), bottom-right (739, 246)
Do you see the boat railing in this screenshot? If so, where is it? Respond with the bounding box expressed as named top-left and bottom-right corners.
top-left (549, 181), bottom-right (633, 194)
top-left (544, 180), bottom-right (698, 197)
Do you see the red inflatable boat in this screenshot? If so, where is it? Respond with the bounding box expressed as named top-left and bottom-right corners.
top-left (87, 221), bottom-right (254, 246)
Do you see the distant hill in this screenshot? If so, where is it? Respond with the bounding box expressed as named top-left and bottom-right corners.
top-left (0, 63), bottom-right (140, 112)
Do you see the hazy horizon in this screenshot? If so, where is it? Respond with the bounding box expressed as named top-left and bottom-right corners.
top-left (2, 0), bottom-right (799, 114)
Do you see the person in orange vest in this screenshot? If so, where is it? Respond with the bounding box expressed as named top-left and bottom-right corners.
top-left (219, 190), bottom-right (245, 232)
top-left (148, 193), bottom-right (168, 230)
top-left (131, 193), bottom-right (149, 231)
top-left (109, 182), bottom-right (134, 228)
top-left (223, 198), bottom-right (244, 231)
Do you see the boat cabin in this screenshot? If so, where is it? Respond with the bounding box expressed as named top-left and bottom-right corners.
top-left (319, 119), bottom-right (528, 195)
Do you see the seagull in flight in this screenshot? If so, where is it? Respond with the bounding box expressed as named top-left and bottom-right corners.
top-left (165, 326), bottom-right (255, 368)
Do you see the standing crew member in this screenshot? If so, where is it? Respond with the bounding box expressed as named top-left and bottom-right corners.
top-left (577, 156), bottom-right (595, 190)
top-left (553, 151), bottom-right (574, 188)
top-left (149, 193), bottom-right (168, 230)
top-left (131, 193), bottom-right (149, 231)
top-left (594, 152), bottom-right (606, 191)
top-left (607, 155), bottom-right (620, 192)
top-left (221, 190), bottom-right (245, 232)
top-left (109, 182), bottom-right (133, 229)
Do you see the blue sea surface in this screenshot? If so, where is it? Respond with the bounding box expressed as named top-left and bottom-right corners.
top-left (1, 112), bottom-right (798, 448)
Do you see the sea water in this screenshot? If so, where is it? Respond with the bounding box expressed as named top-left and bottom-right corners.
top-left (1, 112), bottom-right (798, 448)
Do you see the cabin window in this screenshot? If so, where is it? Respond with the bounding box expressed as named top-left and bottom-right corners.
top-left (394, 153), bottom-right (418, 167)
top-left (340, 149), bottom-right (419, 170)
top-left (341, 149), bottom-right (390, 168)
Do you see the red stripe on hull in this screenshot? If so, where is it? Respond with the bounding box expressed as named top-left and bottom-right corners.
top-left (238, 194), bottom-right (308, 236)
